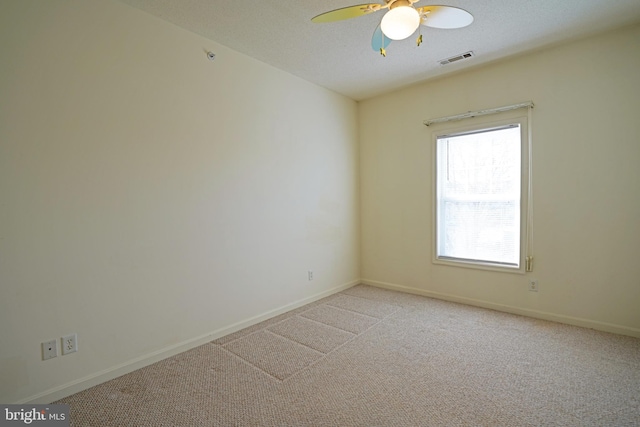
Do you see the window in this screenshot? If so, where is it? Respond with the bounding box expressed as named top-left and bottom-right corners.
top-left (434, 118), bottom-right (528, 271)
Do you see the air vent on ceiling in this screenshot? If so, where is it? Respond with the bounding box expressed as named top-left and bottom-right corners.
top-left (438, 51), bottom-right (474, 66)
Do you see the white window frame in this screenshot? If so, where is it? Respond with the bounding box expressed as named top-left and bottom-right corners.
top-left (432, 115), bottom-right (530, 274)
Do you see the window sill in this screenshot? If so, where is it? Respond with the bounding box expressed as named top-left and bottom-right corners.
top-left (433, 257), bottom-right (525, 274)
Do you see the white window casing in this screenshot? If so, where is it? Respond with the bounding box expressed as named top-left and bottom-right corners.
top-left (431, 112), bottom-right (532, 274)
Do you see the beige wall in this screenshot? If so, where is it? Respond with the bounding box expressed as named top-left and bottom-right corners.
top-left (360, 24), bottom-right (640, 336)
top-left (2, 0), bottom-right (639, 406)
top-left (0, 0), bottom-right (359, 403)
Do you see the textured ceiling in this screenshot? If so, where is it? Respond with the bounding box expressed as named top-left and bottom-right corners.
top-left (117, 0), bottom-right (640, 101)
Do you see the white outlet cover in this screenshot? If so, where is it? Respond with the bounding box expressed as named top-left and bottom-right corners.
top-left (62, 333), bottom-right (78, 355)
top-left (42, 339), bottom-right (57, 360)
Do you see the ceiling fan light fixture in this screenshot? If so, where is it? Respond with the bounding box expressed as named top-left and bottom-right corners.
top-left (380, 6), bottom-right (420, 41)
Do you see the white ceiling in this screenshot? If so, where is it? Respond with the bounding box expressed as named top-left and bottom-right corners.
top-left (117, 0), bottom-right (640, 101)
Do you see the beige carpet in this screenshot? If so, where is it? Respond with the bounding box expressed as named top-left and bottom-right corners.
top-left (56, 285), bottom-right (640, 426)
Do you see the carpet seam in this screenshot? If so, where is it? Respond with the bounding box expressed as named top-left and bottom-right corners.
top-left (215, 344), bottom-right (284, 382)
top-left (336, 292), bottom-right (403, 308)
top-left (223, 303), bottom-right (398, 382)
top-left (292, 314), bottom-right (359, 336)
top-left (321, 301), bottom-right (389, 320)
top-left (262, 329), bottom-right (327, 355)
top-left (214, 302), bottom-right (328, 346)
top-left (282, 312), bottom-right (397, 382)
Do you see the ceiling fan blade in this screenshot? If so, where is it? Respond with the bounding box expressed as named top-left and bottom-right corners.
top-left (311, 4), bottom-right (382, 23)
top-left (417, 5), bottom-right (473, 29)
top-left (372, 24), bottom-right (391, 52)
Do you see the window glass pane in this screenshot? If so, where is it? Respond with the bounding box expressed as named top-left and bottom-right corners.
top-left (437, 125), bottom-right (521, 266)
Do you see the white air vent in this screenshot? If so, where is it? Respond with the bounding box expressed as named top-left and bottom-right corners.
top-left (438, 51), bottom-right (474, 66)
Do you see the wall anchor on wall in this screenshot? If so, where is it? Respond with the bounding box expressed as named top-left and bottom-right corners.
top-left (207, 51), bottom-right (216, 61)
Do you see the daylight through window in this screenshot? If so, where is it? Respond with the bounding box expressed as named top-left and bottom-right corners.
top-left (435, 122), bottom-right (526, 269)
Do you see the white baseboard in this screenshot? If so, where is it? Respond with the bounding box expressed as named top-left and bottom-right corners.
top-left (21, 279), bottom-right (359, 404)
top-left (361, 278), bottom-right (640, 338)
top-left (25, 276), bottom-right (637, 404)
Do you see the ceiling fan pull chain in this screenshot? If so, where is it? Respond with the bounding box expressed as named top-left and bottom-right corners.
top-left (416, 9), bottom-right (428, 47)
top-left (380, 27), bottom-right (387, 57)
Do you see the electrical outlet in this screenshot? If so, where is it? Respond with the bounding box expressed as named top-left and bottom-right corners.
top-left (308, 270), bottom-right (313, 281)
top-left (42, 339), bottom-right (57, 360)
top-left (62, 333), bottom-right (78, 355)
top-left (529, 279), bottom-right (539, 292)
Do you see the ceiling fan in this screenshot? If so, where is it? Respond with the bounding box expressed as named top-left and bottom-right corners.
top-left (311, 1), bottom-right (473, 56)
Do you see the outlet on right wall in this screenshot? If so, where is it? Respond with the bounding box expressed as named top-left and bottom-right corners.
top-left (359, 23), bottom-right (640, 337)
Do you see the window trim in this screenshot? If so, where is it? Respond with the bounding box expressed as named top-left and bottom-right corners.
top-left (431, 115), bottom-right (530, 274)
